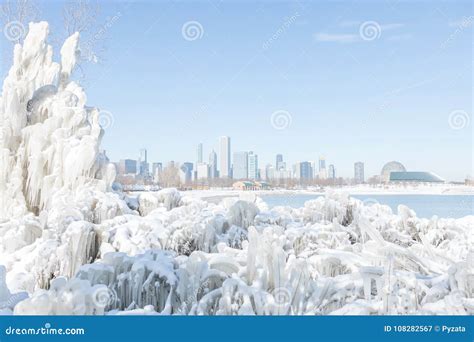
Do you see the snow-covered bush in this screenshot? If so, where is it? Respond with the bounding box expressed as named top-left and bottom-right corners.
top-left (14, 277), bottom-right (109, 315)
top-left (138, 188), bottom-right (182, 216)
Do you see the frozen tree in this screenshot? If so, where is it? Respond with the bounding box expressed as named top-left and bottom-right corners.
top-left (62, 0), bottom-right (99, 36)
top-left (0, 0), bottom-right (38, 44)
top-left (62, 0), bottom-right (107, 65)
top-left (1, 0), bottom-right (116, 67)
top-left (161, 163), bottom-right (181, 188)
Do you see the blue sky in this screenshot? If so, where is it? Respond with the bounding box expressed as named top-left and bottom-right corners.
top-left (1, 0), bottom-right (472, 181)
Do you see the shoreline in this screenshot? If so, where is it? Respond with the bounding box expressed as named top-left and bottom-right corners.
top-left (181, 185), bottom-right (474, 201)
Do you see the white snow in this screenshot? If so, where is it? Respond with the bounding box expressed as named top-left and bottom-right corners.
top-left (0, 23), bottom-right (472, 316)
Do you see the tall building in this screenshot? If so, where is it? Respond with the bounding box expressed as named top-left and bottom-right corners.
top-left (265, 164), bottom-right (274, 181)
top-left (276, 154), bottom-right (284, 170)
top-left (196, 163), bottom-right (209, 180)
top-left (319, 156), bottom-right (326, 171)
top-left (295, 161), bottom-right (313, 181)
top-left (233, 151), bottom-right (248, 179)
top-left (311, 161), bottom-right (317, 178)
top-left (328, 164), bottom-right (336, 179)
top-left (197, 143), bottom-right (203, 164)
top-left (152, 162), bottom-right (162, 182)
top-left (318, 156), bottom-right (327, 179)
top-left (118, 159), bottom-right (137, 174)
top-left (354, 162), bottom-right (365, 184)
top-left (180, 162), bottom-right (193, 184)
top-left (248, 151), bottom-right (258, 180)
top-left (138, 148), bottom-right (149, 177)
top-left (209, 150), bottom-right (218, 179)
top-left (258, 167), bottom-right (265, 180)
top-left (274, 168), bottom-right (291, 181)
top-left (219, 136), bottom-right (231, 178)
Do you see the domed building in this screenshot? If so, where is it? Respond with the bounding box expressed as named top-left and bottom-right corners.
top-left (380, 161), bottom-right (444, 183)
top-left (381, 161), bottom-right (406, 182)
top-left (389, 171), bottom-right (444, 183)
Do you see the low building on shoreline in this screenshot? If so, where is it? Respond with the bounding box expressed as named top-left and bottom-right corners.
top-left (233, 181), bottom-right (271, 190)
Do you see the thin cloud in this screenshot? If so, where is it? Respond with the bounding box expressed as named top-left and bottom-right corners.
top-left (314, 33), bottom-right (359, 43)
top-left (338, 21), bottom-right (405, 31)
top-left (315, 21), bottom-right (406, 43)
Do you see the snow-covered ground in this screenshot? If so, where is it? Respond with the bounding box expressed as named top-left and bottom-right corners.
top-left (0, 23), bottom-right (472, 316)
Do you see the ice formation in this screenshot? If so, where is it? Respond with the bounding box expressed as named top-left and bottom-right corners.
top-left (0, 22), bottom-right (120, 220)
top-left (0, 23), bottom-right (473, 316)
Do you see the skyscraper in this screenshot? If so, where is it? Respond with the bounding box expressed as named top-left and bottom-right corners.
top-left (319, 156), bottom-right (326, 171)
top-left (248, 151), bottom-right (258, 180)
top-left (265, 164), bottom-right (274, 181)
top-left (152, 162), bottom-right (162, 182)
top-left (138, 148), bottom-right (149, 177)
top-left (354, 162), bottom-right (365, 184)
top-left (276, 154), bottom-right (284, 170)
top-left (196, 163), bottom-right (209, 180)
top-left (180, 162), bottom-right (194, 184)
top-left (197, 143), bottom-right (203, 164)
top-left (311, 161), bottom-right (317, 178)
top-left (295, 161), bottom-right (313, 181)
top-left (318, 156), bottom-right (327, 179)
top-left (328, 164), bottom-right (336, 179)
top-left (209, 150), bottom-right (218, 179)
top-left (233, 151), bottom-right (248, 179)
top-left (152, 162), bottom-right (162, 175)
top-left (219, 136), bottom-right (231, 178)
top-left (118, 159), bottom-right (137, 174)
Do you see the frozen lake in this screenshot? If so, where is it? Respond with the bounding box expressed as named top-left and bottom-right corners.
top-left (260, 194), bottom-right (474, 219)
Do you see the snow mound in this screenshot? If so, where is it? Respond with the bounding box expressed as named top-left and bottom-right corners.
top-left (0, 265), bottom-right (28, 314)
top-left (137, 188), bottom-right (182, 216)
top-left (14, 277), bottom-right (109, 315)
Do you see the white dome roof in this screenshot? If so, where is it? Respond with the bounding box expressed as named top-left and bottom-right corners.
top-left (381, 161), bottom-right (406, 181)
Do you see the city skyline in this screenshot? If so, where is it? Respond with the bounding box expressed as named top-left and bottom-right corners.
top-left (4, 1), bottom-right (471, 182)
top-left (111, 135), bottom-right (459, 183)
top-left (111, 137), bottom-right (467, 181)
